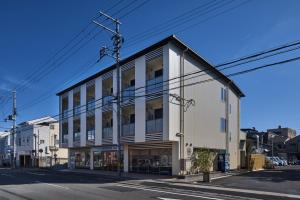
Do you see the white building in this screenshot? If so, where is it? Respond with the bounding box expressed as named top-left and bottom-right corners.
top-left (15, 117), bottom-right (68, 167)
top-left (57, 35), bottom-right (245, 175)
top-left (0, 131), bottom-right (12, 167)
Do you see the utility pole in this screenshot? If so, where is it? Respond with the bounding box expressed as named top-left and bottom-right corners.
top-left (93, 11), bottom-right (123, 177)
top-left (5, 90), bottom-right (17, 168)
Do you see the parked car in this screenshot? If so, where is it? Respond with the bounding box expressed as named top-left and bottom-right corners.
top-left (279, 157), bottom-right (288, 166)
top-left (273, 157), bottom-right (286, 166)
top-left (267, 157), bottom-right (279, 166)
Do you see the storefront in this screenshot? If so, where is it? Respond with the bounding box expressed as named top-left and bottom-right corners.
top-left (92, 146), bottom-right (123, 171)
top-left (70, 148), bottom-right (90, 169)
top-left (129, 147), bottom-right (172, 175)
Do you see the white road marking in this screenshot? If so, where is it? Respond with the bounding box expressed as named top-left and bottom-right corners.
top-left (0, 173), bottom-right (14, 178)
top-left (34, 181), bottom-right (70, 190)
top-left (119, 183), bottom-right (263, 200)
top-left (116, 184), bottom-right (225, 200)
top-left (211, 175), bottom-right (233, 180)
top-left (171, 182), bottom-right (300, 199)
top-left (157, 197), bottom-right (181, 200)
top-left (26, 172), bottom-right (45, 176)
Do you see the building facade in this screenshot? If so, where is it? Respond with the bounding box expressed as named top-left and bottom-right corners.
top-left (0, 131), bottom-right (12, 167)
top-left (15, 117), bottom-right (68, 167)
top-left (57, 35), bottom-right (244, 175)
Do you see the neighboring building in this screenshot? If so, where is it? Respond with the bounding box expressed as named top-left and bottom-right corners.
top-left (0, 131), bottom-right (12, 167)
top-left (241, 128), bottom-right (265, 154)
top-left (267, 126), bottom-right (296, 139)
top-left (15, 117), bottom-right (68, 167)
top-left (57, 35), bottom-right (245, 175)
top-left (285, 135), bottom-right (300, 162)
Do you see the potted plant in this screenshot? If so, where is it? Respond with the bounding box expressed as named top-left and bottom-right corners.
top-left (192, 148), bottom-right (215, 182)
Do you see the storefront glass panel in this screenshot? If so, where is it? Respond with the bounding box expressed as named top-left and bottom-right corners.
top-left (129, 148), bottom-right (172, 175)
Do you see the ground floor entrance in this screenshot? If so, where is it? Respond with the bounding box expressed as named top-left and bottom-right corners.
top-left (19, 155), bottom-right (31, 168)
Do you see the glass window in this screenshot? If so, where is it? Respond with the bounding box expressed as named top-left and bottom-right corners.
top-left (220, 117), bottom-right (227, 133)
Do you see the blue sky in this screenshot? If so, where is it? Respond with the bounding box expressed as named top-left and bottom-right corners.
top-left (0, 0), bottom-right (299, 133)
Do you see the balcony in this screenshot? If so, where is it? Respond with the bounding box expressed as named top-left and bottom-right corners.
top-left (102, 95), bottom-right (114, 107)
top-left (86, 101), bottom-right (95, 111)
top-left (122, 86), bottom-right (135, 103)
top-left (87, 130), bottom-right (95, 141)
top-left (62, 134), bottom-right (68, 144)
top-left (146, 118), bottom-right (163, 133)
top-left (73, 105), bottom-right (81, 116)
top-left (62, 109), bottom-right (69, 119)
top-left (146, 76), bottom-right (163, 94)
top-left (122, 123), bottom-right (135, 136)
top-left (102, 127), bottom-right (112, 138)
top-left (74, 132), bottom-right (80, 141)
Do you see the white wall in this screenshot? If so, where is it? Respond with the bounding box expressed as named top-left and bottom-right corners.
top-left (135, 56), bottom-right (146, 143)
top-left (80, 84), bottom-right (87, 147)
top-left (95, 76), bottom-right (102, 145)
top-left (68, 90), bottom-right (73, 147)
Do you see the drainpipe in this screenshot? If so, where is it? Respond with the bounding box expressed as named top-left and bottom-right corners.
top-left (225, 81), bottom-right (231, 155)
top-left (179, 48), bottom-right (188, 175)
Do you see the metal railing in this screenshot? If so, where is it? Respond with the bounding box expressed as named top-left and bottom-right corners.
top-left (102, 127), bottom-right (112, 138)
top-left (122, 123), bottom-right (135, 136)
top-left (86, 100), bottom-right (95, 111)
top-left (146, 118), bottom-right (163, 133)
top-left (146, 76), bottom-right (163, 94)
top-left (62, 109), bottom-right (69, 119)
top-left (122, 86), bottom-right (135, 102)
top-left (87, 130), bottom-right (95, 141)
top-left (73, 132), bottom-right (80, 141)
top-left (62, 134), bottom-right (68, 144)
top-left (73, 105), bottom-right (81, 116)
top-left (102, 95), bottom-right (114, 107)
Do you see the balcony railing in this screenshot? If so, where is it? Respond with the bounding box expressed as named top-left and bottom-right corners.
top-left (102, 95), bottom-right (114, 107)
top-left (146, 76), bottom-right (163, 94)
top-left (146, 118), bottom-right (163, 133)
top-left (122, 123), bottom-right (135, 136)
top-left (73, 105), bottom-right (81, 116)
top-left (62, 134), bottom-right (68, 144)
top-left (62, 109), bottom-right (69, 119)
top-left (86, 100), bottom-right (95, 111)
top-left (122, 86), bottom-right (135, 103)
top-left (87, 130), bottom-right (95, 141)
top-left (102, 127), bottom-right (112, 138)
top-left (73, 132), bottom-right (80, 141)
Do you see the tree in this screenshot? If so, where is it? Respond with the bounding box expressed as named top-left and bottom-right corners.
top-left (191, 148), bottom-right (216, 182)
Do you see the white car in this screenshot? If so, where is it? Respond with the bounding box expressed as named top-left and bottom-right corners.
top-left (266, 157), bottom-right (279, 166)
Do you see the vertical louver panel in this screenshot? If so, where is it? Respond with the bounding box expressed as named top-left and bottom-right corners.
top-left (145, 47), bottom-right (163, 61)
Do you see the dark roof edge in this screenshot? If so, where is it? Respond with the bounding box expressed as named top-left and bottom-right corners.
top-left (57, 35), bottom-right (244, 97)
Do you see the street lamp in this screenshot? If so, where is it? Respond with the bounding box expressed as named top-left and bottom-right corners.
top-left (256, 135), bottom-right (259, 152)
top-left (271, 134), bottom-right (275, 157)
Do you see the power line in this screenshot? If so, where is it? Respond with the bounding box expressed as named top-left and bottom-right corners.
top-left (8, 54), bottom-right (300, 134)
top-left (15, 0), bottom-right (150, 112)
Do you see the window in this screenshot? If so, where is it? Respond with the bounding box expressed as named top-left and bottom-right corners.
top-left (50, 124), bottom-right (55, 129)
top-left (130, 79), bottom-right (135, 86)
top-left (155, 69), bottom-right (163, 78)
top-left (220, 117), bottom-right (227, 133)
top-left (130, 114), bottom-right (135, 123)
top-left (40, 140), bottom-right (45, 144)
top-left (221, 87), bottom-right (227, 102)
top-left (229, 104), bottom-right (232, 114)
top-left (154, 108), bottom-right (163, 119)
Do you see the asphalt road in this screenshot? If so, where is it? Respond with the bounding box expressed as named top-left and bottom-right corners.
top-left (211, 165), bottom-right (300, 195)
top-left (0, 167), bottom-right (299, 200)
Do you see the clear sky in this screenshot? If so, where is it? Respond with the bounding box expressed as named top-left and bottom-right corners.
top-left (0, 0), bottom-right (299, 133)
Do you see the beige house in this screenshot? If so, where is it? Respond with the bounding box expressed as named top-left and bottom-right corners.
top-left (16, 117), bottom-right (68, 167)
top-left (57, 35), bottom-right (245, 175)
